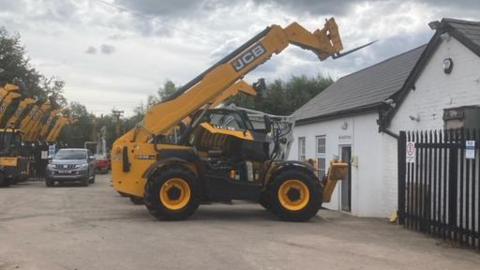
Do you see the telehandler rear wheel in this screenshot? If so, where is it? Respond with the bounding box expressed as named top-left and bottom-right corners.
top-left (269, 170), bottom-right (321, 222)
top-left (144, 167), bottom-right (200, 221)
top-left (258, 192), bottom-right (272, 211)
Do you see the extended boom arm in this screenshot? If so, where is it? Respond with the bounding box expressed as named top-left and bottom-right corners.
top-left (121, 18), bottom-right (343, 144)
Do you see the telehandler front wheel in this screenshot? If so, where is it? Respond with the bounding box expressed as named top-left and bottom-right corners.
top-left (144, 167), bottom-right (200, 221)
top-left (129, 196), bottom-right (144, 205)
top-left (269, 170), bottom-right (321, 222)
top-left (258, 192), bottom-right (272, 211)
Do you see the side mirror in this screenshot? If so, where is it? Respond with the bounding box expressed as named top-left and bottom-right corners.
top-left (264, 115), bottom-right (272, 133)
top-left (89, 155), bottom-right (95, 161)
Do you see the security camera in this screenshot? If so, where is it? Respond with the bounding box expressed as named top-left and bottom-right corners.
top-left (409, 114), bottom-right (420, 122)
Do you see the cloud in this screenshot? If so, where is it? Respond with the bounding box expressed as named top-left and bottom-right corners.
top-left (100, 44), bottom-right (116, 55)
top-left (113, 0), bottom-right (203, 17)
top-left (0, 0), bottom-right (478, 116)
top-left (85, 46), bottom-right (97, 55)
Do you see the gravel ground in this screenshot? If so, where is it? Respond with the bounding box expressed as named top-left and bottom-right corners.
top-left (0, 174), bottom-right (479, 270)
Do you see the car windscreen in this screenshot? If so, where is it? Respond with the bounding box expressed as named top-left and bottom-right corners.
top-left (54, 150), bottom-right (86, 160)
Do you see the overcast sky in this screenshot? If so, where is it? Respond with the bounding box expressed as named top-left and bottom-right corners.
top-left (0, 0), bottom-right (478, 116)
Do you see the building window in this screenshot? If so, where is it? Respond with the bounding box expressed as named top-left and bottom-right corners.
top-left (316, 135), bottom-right (326, 178)
top-left (298, 137), bottom-right (306, 161)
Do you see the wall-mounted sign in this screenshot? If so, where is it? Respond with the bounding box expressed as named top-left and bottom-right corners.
top-left (466, 140), bottom-right (475, 159)
top-left (406, 141), bottom-right (416, 163)
top-left (48, 144), bottom-right (56, 159)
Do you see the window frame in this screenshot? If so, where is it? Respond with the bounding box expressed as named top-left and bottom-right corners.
top-left (315, 135), bottom-right (327, 178)
top-left (298, 136), bottom-right (306, 161)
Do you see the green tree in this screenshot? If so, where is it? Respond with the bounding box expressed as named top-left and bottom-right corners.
top-left (0, 27), bottom-right (66, 102)
top-left (133, 80), bottom-right (177, 118)
top-left (158, 80), bottom-right (177, 101)
top-left (60, 102), bottom-right (95, 147)
top-left (0, 27), bottom-right (67, 127)
top-left (233, 74), bottom-right (333, 115)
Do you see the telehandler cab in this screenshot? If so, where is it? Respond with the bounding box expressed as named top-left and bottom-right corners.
top-left (112, 18), bottom-right (354, 221)
top-left (0, 128), bottom-right (30, 187)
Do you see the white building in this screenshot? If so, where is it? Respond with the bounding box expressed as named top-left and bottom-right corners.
top-left (289, 18), bottom-right (480, 218)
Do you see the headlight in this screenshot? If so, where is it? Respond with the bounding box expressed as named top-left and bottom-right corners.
top-left (76, 163), bottom-right (89, 169)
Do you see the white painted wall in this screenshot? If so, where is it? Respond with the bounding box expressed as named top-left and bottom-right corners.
top-left (390, 36), bottom-right (480, 131)
top-left (289, 112), bottom-right (391, 217)
top-left (291, 35), bottom-right (480, 218)
top-left (380, 36), bottom-right (480, 216)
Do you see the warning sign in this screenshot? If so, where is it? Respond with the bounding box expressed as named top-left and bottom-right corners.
top-left (406, 141), bottom-right (416, 163)
top-left (466, 140), bottom-right (475, 159)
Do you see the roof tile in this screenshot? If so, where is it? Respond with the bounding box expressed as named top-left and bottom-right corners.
top-left (294, 45), bottom-right (426, 121)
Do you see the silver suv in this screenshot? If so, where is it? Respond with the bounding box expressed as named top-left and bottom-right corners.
top-left (46, 148), bottom-right (96, 187)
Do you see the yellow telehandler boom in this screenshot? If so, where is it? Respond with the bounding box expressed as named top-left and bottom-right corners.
top-left (112, 18), bottom-right (352, 221)
top-left (20, 100), bottom-right (51, 141)
top-left (39, 109), bottom-right (62, 141)
top-left (6, 97), bottom-right (36, 128)
top-left (46, 116), bottom-right (75, 143)
top-left (0, 84), bottom-right (22, 124)
top-left (25, 103), bottom-right (55, 142)
top-left (116, 19), bottom-right (342, 145)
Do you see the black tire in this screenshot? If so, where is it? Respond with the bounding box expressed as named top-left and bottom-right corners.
top-left (258, 192), bottom-right (272, 211)
top-left (268, 170), bottom-right (321, 222)
top-left (10, 177), bottom-right (18, 185)
top-left (45, 178), bottom-right (54, 187)
top-left (0, 173), bottom-right (10, 187)
top-left (81, 177), bottom-right (89, 187)
top-left (144, 167), bottom-right (200, 221)
top-left (129, 196), bottom-right (144, 205)
top-left (89, 174), bottom-right (96, 184)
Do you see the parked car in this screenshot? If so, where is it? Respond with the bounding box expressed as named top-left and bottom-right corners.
top-left (46, 148), bottom-right (96, 187)
top-left (94, 154), bottom-right (110, 174)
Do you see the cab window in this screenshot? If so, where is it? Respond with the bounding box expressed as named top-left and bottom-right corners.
top-left (205, 111), bottom-right (250, 131)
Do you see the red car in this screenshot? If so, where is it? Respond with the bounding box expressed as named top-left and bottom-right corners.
top-left (95, 156), bottom-right (110, 174)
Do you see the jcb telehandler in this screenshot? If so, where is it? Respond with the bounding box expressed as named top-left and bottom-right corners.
top-left (112, 18), bottom-right (352, 221)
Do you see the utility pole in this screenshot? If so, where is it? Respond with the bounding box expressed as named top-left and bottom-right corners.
top-left (112, 110), bottom-right (124, 138)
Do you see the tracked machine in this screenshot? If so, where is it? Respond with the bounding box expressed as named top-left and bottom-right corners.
top-left (112, 18), bottom-right (354, 221)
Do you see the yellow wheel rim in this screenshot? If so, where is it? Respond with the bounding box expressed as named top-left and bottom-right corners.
top-left (278, 179), bottom-right (310, 211)
top-left (159, 178), bottom-right (191, 210)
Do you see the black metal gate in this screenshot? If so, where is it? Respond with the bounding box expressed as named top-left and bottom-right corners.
top-left (398, 129), bottom-right (480, 249)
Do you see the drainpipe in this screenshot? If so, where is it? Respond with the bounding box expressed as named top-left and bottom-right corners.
top-left (380, 127), bottom-right (399, 139)
top-left (377, 108), bottom-right (399, 139)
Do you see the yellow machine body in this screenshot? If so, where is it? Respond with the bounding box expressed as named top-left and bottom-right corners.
top-left (0, 128), bottom-right (30, 185)
top-left (111, 18), bottom-right (351, 221)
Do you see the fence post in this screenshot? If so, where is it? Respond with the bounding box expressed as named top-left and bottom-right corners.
top-left (398, 131), bottom-right (407, 225)
top-left (448, 130), bottom-right (458, 238)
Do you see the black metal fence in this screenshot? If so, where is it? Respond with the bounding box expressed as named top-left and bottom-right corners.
top-left (398, 129), bottom-right (480, 249)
